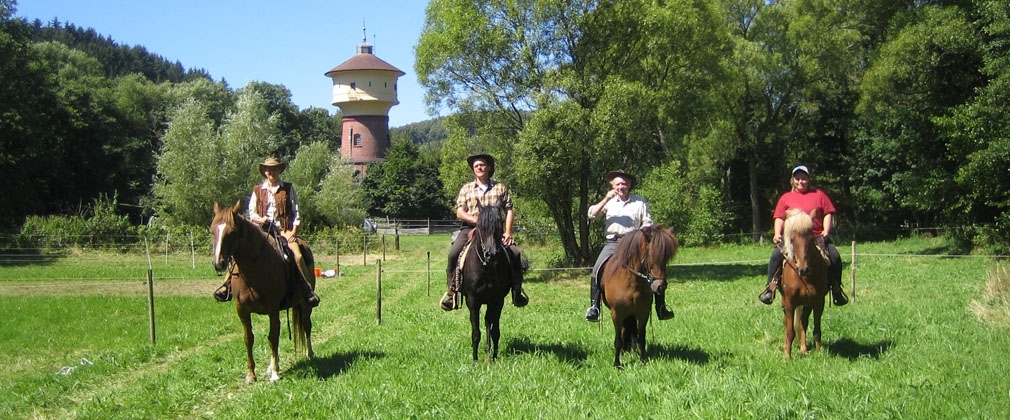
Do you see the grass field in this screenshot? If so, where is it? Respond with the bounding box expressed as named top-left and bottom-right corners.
top-left (1, 234), bottom-right (1008, 419)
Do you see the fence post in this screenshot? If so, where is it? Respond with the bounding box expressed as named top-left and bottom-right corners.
top-left (850, 240), bottom-right (857, 303)
top-left (382, 234), bottom-right (386, 261)
top-left (189, 231), bottom-right (195, 269)
top-left (335, 237), bottom-right (340, 275)
top-left (426, 251), bottom-right (431, 297)
top-left (376, 259), bottom-right (382, 325)
top-left (395, 225), bottom-right (400, 251)
top-left (363, 235), bottom-right (367, 266)
top-left (144, 236), bottom-right (156, 345)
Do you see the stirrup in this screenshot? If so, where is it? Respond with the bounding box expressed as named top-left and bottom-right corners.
top-left (512, 287), bottom-right (529, 307)
top-left (439, 291), bottom-right (459, 311)
top-left (214, 284), bottom-right (231, 302)
top-left (758, 278), bottom-right (778, 305)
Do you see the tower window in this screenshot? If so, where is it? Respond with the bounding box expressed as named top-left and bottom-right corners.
top-left (353, 133), bottom-right (362, 147)
top-left (350, 82), bottom-right (356, 90)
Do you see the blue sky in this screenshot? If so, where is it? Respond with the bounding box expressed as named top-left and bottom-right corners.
top-left (15, 0), bottom-right (435, 127)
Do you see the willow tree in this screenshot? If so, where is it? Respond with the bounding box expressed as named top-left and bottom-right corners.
top-left (416, 0), bottom-right (727, 263)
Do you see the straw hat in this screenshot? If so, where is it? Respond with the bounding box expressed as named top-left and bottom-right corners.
top-left (467, 154), bottom-right (495, 178)
top-left (605, 169), bottom-right (636, 189)
top-left (259, 157), bottom-right (287, 173)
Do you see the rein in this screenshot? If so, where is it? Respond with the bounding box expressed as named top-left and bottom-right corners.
top-left (625, 240), bottom-right (664, 285)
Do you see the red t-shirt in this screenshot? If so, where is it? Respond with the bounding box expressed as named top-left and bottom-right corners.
top-left (773, 189), bottom-right (836, 236)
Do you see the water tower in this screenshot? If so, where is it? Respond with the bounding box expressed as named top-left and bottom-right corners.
top-left (324, 25), bottom-right (405, 176)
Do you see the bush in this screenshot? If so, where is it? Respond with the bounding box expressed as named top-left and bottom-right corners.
top-left (15, 194), bottom-right (137, 252)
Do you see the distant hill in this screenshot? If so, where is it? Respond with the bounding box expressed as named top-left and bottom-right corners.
top-left (391, 117), bottom-right (447, 144)
top-left (22, 18), bottom-right (212, 83)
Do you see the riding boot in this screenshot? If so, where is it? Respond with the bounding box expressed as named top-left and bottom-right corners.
top-left (585, 282), bottom-right (601, 322)
top-left (440, 268), bottom-right (458, 311)
top-left (213, 277), bottom-right (232, 302)
top-left (654, 293), bottom-right (675, 320)
top-left (510, 262), bottom-right (528, 308)
top-left (302, 279), bottom-right (320, 308)
top-left (831, 278), bottom-right (849, 306)
top-left (759, 274), bottom-right (780, 305)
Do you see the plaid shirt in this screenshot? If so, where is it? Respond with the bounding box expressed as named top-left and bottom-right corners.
top-left (456, 180), bottom-right (513, 225)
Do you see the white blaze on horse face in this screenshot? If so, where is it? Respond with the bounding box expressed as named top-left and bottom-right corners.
top-left (213, 223), bottom-right (226, 263)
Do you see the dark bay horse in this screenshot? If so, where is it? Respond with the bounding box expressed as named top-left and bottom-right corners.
top-left (601, 225), bottom-right (679, 368)
top-left (211, 201), bottom-right (315, 383)
top-left (460, 204), bottom-right (513, 362)
top-left (779, 210), bottom-right (828, 359)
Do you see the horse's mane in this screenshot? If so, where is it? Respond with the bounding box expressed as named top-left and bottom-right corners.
top-left (475, 205), bottom-right (504, 257)
top-left (213, 203), bottom-right (279, 254)
top-left (783, 210), bottom-right (814, 260)
top-left (612, 229), bottom-right (647, 266)
top-left (645, 225), bottom-right (678, 262)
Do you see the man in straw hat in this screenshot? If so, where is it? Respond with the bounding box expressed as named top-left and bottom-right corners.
top-left (213, 157), bottom-right (320, 307)
top-left (440, 154), bottom-right (529, 311)
top-left (584, 169), bottom-right (674, 322)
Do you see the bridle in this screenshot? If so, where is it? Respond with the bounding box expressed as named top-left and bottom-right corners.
top-left (626, 238), bottom-right (664, 286)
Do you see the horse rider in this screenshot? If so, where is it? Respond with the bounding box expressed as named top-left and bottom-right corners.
top-left (758, 164), bottom-right (848, 307)
top-left (440, 154), bottom-right (529, 311)
top-left (584, 170), bottom-right (675, 322)
top-left (214, 157), bottom-right (320, 308)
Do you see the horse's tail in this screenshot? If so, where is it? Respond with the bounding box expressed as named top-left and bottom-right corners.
top-left (292, 305), bottom-right (310, 354)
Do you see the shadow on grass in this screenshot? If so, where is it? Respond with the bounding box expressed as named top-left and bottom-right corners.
top-left (671, 263), bottom-right (765, 283)
top-left (827, 337), bottom-right (893, 360)
top-left (647, 342), bottom-right (714, 365)
top-left (505, 337), bottom-right (589, 363)
top-left (288, 350), bottom-right (385, 380)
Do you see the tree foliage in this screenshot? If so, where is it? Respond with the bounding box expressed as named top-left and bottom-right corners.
top-left (362, 140), bottom-right (450, 220)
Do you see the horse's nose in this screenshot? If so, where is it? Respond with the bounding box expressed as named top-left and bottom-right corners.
top-left (797, 267), bottom-right (809, 277)
top-left (651, 280), bottom-right (666, 294)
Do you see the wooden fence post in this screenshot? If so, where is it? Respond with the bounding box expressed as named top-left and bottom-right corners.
top-left (376, 260), bottom-right (382, 325)
top-left (850, 240), bottom-right (857, 303)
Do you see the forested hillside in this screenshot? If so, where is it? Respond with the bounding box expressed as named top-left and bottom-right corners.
top-left (3, 0), bottom-right (1010, 261)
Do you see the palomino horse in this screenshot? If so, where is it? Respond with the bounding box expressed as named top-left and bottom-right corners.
top-left (600, 225), bottom-right (678, 368)
top-left (460, 204), bottom-right (514, 361)
top-left (779, 210), bottom-right (828, 359)
top-left (210, 201), bottom-right (315, 383)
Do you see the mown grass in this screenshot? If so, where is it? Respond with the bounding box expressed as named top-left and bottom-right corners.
top-left (1, 234), bottom-right (1007, 419)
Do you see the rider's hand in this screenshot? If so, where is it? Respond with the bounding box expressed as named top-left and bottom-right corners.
top-left (502, 233), bottom-right (514, 247)
top-left (773, 234), bottom-right (783, 244)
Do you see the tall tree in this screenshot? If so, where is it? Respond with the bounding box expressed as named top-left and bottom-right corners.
top-left (153, 88), bottom-right (280, 226)
top-left (417, 0), bottom-right (726, 263)
top-left (853, 4), bottom-right (983, 229)
top-left (362, 140), bottom-right (449, 219)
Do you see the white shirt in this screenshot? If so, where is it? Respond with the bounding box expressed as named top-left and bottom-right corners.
top-left (592, 194), bottom-right (652, 239)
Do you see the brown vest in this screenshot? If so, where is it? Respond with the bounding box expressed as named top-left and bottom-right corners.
top-left (254, 182), bottom-right (294, 231)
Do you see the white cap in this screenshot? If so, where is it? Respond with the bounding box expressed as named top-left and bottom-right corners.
top-left (792, 165), bottom-right (810, 176)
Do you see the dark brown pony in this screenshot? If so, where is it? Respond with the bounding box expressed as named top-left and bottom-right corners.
top-left (601, 225), bottom-right (678, 368)
top-left (779, 210), bottom-right (828, 359)
top-left (460, 204), bottom-right (512, 361)
top-left (210, 201), bottom-right (315, 383)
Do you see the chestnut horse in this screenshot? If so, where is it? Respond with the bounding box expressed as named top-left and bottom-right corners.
top-left (210, 201), bottom-right (315, 383)
top-left (601, 225), bottom-right (678, 368)
top-left (460, 204), bottom-right (513, 362)
top-left (779, 210), bottom-right (828, 358)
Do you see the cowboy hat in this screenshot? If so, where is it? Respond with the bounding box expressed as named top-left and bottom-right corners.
top-left (259, 157), bottom-right (287, 173)
top-left (467, 154), bottom-right (495, 178)
top-left (605, 169), bottom-right (636, 189)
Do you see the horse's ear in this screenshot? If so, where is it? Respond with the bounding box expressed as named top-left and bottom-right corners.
top-left (232, 200), bottom-right (242, 213)
top-left (213, 202), bottom-right (221, 213)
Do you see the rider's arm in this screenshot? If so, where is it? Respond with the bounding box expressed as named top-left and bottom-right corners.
top-left (821, 213), bottom-right (833, 238)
